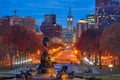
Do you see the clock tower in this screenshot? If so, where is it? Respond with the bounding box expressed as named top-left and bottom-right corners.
top-left (67, 7), bottom-right (73, 31)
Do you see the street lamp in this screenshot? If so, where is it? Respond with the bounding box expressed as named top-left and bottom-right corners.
top-left (108, 64), bottom-right (113, 79)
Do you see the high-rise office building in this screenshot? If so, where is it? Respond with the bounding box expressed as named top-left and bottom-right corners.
top-left (95, 0), bottom-right (120, 29)
top-left (95, 0), bottom-right (111, 28)
top-left (44, 14), bottom-right (56, 24)
top-left (98, 5), bottom-right (120, 29)
top-left (87, 14), bottom-right (95, 29)
top-left (96, 0), bottom-right (110, 8)
top-left (40, 14), bottom-right (62, 38)
top-left (76, 19), bottom-right (88, 41)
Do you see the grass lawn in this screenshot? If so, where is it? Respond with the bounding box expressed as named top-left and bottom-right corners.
top-left (97, 67), bottom-right (120, 74)
top-left (97, 77), bottom-right (120, 80)
top-left (0, 74), bottom-right (16, 79)
top-left (74, 73), bottom-right (108, 77)
top-left (0, 70), bottom-right (9, 72)
top-left (74, 73), bottom-right (120, 80)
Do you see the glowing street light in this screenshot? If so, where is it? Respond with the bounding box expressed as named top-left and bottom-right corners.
top-left (74, 50), bottom-right (78, 54)
top-left (53, 49), bottom-right (56, 52)
top-left (108, 64), bottom-right (113, 79)
top-left (108, 64), bottom-right (113, 71)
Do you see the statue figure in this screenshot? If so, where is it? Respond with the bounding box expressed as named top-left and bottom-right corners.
top-left (37, 37), bottom-right (54, 74)
top-left (42, 37), bottom-right (49, 48)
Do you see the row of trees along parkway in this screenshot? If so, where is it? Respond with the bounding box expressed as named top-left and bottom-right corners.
top-left (0, 24), bottom-right (42, 69)
top-left (76, 23), bottom-right (120, 69)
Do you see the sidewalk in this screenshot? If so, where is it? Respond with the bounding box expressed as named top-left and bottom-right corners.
top-left (0, 65), bottom-right (37, 80)
top-left (67, 63), bottom-right (81, 74)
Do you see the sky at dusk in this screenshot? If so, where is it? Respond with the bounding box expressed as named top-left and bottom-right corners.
top-left (0, 0), bottom-right (119, 28)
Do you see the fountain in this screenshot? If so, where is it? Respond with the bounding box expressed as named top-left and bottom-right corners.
top-left (37, 37), bottom-right (55, 77)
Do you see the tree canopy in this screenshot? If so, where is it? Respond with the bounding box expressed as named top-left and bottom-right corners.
top-left (100, 24), bottom-right (120, 57)
top-left (0, 24), bottom-right (42, 68)
top-left (76, 29), bottom-right (101, 54)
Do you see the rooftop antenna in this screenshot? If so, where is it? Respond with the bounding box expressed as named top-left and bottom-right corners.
top-left (13, 9), bottom-right (17, 16)
top-left (52, 2), bottom-right (54, 14)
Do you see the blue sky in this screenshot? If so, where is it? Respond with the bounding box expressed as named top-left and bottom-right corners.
top-left (0, 0), bottom-right (99, 27)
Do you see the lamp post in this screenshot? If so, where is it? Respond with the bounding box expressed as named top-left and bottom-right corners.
top-left (108, 64), bottom-right (113, 79)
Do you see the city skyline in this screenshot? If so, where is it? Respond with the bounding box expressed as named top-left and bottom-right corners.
top-left (0, 0), bottom-right (95, 28)
top-left (0, 1), bottom-right (120, 79)
top-left (0, 0), bottom-right (120, 28)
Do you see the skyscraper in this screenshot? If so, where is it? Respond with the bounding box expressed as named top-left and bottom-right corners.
top-left (95, 0), bottom-right (111, 10)
top-left (87, 14), bottom-right (95, 29)
top-left (95, 0), bottom-right (120, 29)
top-left (96, 0), bottom-right (119, 10)
top-left (76, 19), bottom-right (88, 39)
top-left (97, 5), bottom-right (120, 29)
top-left (95, 0), bottom-right (111, 28)
top-left (44, 14), bottom-right (56, 24)
top-left (67, 7), bottom-right (73, 31)
top-left (40, 14), bottom-right (62, 38)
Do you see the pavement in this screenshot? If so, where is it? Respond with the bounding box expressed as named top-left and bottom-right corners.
top-left (67, 63), bottom-right (82, 74)
top-left (0, 63), bottom-right (120, 80)
top-left (73, 78), bottom-right (86, 80)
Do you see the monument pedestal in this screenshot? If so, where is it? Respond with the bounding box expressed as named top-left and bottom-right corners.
top-left (33, 68), bottom-right (56, 79)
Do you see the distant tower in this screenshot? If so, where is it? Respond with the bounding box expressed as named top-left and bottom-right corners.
top-left (67, 7), bottom-right (73, 31)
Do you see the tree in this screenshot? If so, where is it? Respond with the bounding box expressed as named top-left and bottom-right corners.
top-left (1, 24), bottom-right (42, 69)
top-left (15, 26), bottom-right (42, 65)
top-left (0, 37), bottom-right (6, 67)
top-left (76, 29), bottom-right (101, 66)
top-left (100, 24), bottom-right (120, 68)
top-left (0, 23), bottom-right (9, 67)
top-left (77, 29), bottom-right (101, 53)
top-left (1, 25), bottom-right (17, 69)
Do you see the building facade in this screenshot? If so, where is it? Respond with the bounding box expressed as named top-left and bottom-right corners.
top-left (0, 16), bottom-right (35, 32)
top-left (87, 14), bottom-right (95, 29)
top-left (40, 14), bottom-right (62, 38)
top-left (98, 5), bottom-right (120, 29)
top-left (22, 16), bottom-right (35, 32)
top-left (62, 29), bottom-right (73, 44)
top-left (95, 0), bottom-right (111, 29)
top-left (62, 7), bottom-right (75, 44)
top-left (0, 16), bottom-right (10, 27)
top-left (76, 19), bottom-right (88, 41)
top-left (95, 0), bottom-right (111, 10)
top-left (95, 0), bottom-right (120, 29)
top-left (44, 14), bottom-right (56, 24)
top-left (95, 0), bottom-right (119, 10)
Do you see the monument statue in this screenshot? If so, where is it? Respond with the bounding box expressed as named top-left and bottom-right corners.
top-left (37, 37), bottom-right (54, 74)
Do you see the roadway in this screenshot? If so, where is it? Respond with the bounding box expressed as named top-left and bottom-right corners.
top-left (51, 48), bottom-right (80, 64)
